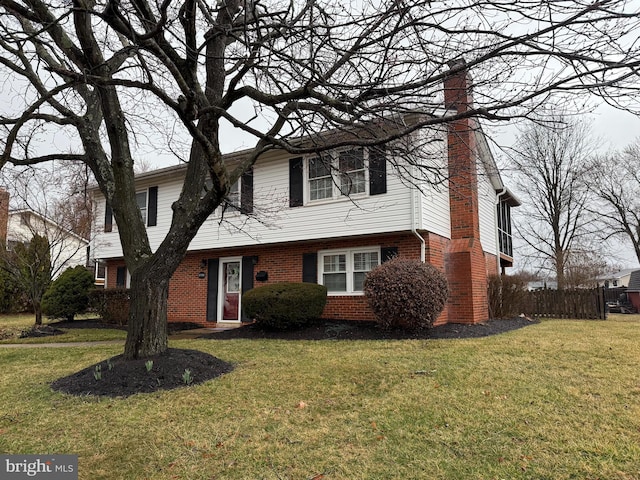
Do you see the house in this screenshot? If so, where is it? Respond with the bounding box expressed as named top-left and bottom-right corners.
top-left (598, 268), bottom-right (640, 289)
top-left (0, 189), bottom-right (90, 279)
top-left (90, 64), bottom-right (520, 326)
top-left (626, 270), bottom-right (640, 312)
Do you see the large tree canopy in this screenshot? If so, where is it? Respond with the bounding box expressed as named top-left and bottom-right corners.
top-left (1, 0), bottom-right (639, 357)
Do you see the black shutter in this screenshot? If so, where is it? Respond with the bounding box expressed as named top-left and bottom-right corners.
top-left (381, 247), bottom-right (398, 262)
top-left (241, 168), bottom-right (254, 214)
top-left (241, 256), bottom-right (257, 322)
top-left (302, 253), bottom-right (318, 283)
top-left (206, 259), bottom-right (219, 322)
top-left (369, 146), bottom-right (387, 196)
top-left (116, 266), bottom-right (126, 287)
top-left (147, 186), bottom-right (158, 227)
top-left (104, 203), bottom-right (113, 233)
top-left (289, 157), bottom-right (304, 207)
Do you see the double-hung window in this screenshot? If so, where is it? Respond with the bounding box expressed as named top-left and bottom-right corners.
top-left (319, 247), bottom-right (380, 294)
top-left (136, 191), bottom-right (148, 224)
top-left (339, 148), bottom-right (366, 196)
top-left (307, 148), bottom-right (367, 202)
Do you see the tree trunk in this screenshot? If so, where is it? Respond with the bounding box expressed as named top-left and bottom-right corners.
top-left (34, 302), bottom-right (43, 326)
top-left (124, 269), bottom-right (169, 360)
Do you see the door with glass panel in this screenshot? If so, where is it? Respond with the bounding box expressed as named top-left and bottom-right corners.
top-left (219, 259), bottom-right (241, 321)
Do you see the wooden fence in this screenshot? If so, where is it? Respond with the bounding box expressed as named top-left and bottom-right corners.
top-left (522, 287), bottom-right (606, 320)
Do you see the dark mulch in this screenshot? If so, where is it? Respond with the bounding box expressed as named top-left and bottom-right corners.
top-left (19, 325), bottom-right (66, 338)
top-left (204, 316), bottom-right (538, 341)
top-left (49, 317), bottom-right (536, 398)
top-left (51, 348), bottom-right (234, 398)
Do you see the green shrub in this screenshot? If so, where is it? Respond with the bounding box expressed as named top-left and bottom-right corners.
top-left (242, 282), bottom-right (327, 330)
top-left (364, 258), bottom-right (448, 330)
top-left (42, 266), bottom-right (95, 321)
top-left (0, 267), bottom-right (22, 313)
top-left (88, 288), bottom-right (130, 325)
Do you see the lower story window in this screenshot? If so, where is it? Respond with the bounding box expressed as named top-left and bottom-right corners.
top-left (319, 248), bottom-right (380, 294)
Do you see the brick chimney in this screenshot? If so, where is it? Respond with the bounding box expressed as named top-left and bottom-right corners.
top-left (443, 60), bottom-right (489, 324)
top-left (0, 188), bottom-right (9, 245)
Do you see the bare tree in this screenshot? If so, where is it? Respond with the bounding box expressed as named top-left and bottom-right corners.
top-left (2, 167), bottom-right (90, 279)
top-left (1, 0), bottom-right (639, 358)
top-left (1, 233), bottom-right (51, 324)
top-left (510, 115), bottom-right (596, 290)
top-left (589, 141), bottom-right (640, 264)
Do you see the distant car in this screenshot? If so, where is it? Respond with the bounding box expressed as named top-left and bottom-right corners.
top-left (607, 301), bottom-right (622, 313)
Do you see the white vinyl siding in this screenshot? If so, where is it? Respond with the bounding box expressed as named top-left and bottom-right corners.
top-left (477, 158), bottom-right (499, 256)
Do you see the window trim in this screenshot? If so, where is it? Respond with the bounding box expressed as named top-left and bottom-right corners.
top-left (305, 147), bottom-right (370, 205)
top-left (318, 246), bottom-right (381, 295)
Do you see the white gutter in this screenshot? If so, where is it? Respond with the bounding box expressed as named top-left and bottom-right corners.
top-left (411, 163), bottom-right (426, 262)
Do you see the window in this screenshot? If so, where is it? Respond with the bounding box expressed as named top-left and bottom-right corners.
top-left (309, 156), bottom-right (333, 201)
top-left (319, 248), bottom-right (380, 294)
top-left (204, 177), bottom-right (248, 216)
top-left (136, 191), bottom-right (147, 224)
top-left (307, 148), bottom-right (368, 202)
top-left (497, 199), bottom-right (513, 258)
top-left (339, 149), bottom-right (366, 195)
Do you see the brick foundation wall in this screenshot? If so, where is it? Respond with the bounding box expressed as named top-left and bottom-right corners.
top-left (103, 228), bottom-right (499, 327)
top-left (105, 232), bottom-right (431, 325)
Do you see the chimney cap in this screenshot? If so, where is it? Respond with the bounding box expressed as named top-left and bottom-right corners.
top-left (447, 58), bottom-right (467, 70)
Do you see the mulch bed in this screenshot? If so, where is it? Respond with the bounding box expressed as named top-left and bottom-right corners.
top-left (48, 317), bottom-right (537, 398)
top-left (204, 316), bottom-right (538, 341)
top-left (51, 348), bottom-right (234, 398)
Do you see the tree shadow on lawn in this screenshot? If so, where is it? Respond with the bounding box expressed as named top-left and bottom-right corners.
top-left (50, 317), bottom-right (536, 398)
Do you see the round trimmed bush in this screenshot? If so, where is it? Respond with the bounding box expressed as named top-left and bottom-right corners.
top-left (42, 266), bottom-right (95, 321)
top-left (364, 258), bottom-right (448, 330)
top-left (242, 282), bottom-right (327, 330)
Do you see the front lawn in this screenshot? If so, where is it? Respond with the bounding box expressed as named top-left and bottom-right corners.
top-left (0, 318), bottom-right (639, 479)
top-left (0, 314), bottom-right (126, 344)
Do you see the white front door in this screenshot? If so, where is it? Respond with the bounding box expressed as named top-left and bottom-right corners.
top-left (219, 258), bottom-right (241, 322)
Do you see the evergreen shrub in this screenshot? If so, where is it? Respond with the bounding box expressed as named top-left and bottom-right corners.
top-left (42, 266), bottom-right (95, 320)
top-left (242, 282), bottom-right (327, 329)
top-left (364, 257), bottom-right (448, 330)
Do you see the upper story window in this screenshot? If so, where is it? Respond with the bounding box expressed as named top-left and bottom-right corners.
top-left (204, 168), bottom-right (253, 217)
top-left (136, 191), bottom-right (147, 224)
top-left (319, 247), bottom-right (380, 294)
top-left (497, 199), bottom-right (513, 258)
top-left (289, 146), bottom-right (386, 208)
top-left (339, 149), bottom-right (366, 196)
top-left (307, 148), bottom-right (368, 203)
top-left (104, 186), bottom-right (157, 232)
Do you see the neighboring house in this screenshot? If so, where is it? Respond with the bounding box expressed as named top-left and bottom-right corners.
top-left (90, 64), bottom-right (520, 326)
top-left (627, 270), bottom-right (640, 312)
top-left (0, 191), bottom-right (89, 279)
top-left (527, 279), bottom-right (558, 291)
top-left (598, 268), bottom-right (640, 288)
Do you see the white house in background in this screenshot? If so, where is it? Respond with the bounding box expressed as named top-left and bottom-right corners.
top-left (598, 268), bottom-right (640, 289)
top-left (4, 207), bottom-right (89, 279)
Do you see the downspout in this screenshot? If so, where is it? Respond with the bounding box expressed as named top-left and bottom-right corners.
top-left (411, 164), bottom-right (426, 262)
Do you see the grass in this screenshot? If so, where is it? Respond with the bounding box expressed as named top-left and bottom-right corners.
top-left (0, 313), bottom-right (126, 344)
top-left (1, 317), bottom-right (640, 479)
